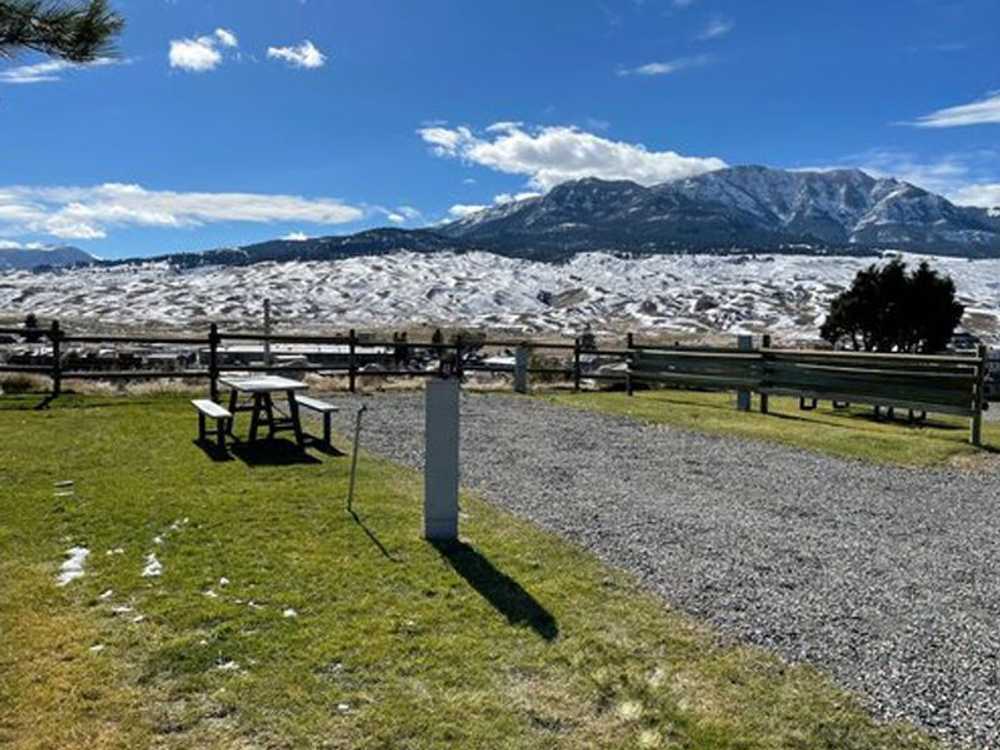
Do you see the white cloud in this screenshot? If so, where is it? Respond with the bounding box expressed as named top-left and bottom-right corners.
top-left (282, 231), bottom-right (310, 241)
top-left (448, 204), bottom-right (488, 219)
top-left (395, 206), bottom-right (422, 221)
top-left (950, 184), bottom-right (1000, 209)
top-left (386, 213), bottom-right (406, 224)
top-left (418, 122), bottom-right (726, 191)
top-left (0, 183), bottom-right (363, 241)
top-left (618, 55), bottom-right (712, 77)
top-left (267, 40), bottom-right (326, 69)
top-left (493, 192), bottom-right (542, 205)
top-left (698, 17), bottom-right (734, 40)
top-left (909, 91), bottom-right (1000, 128)
top-left (214, 28), bottom-right (239, 48)
top-left (170, 37), bottom-right (223, 72)
top-left (168, 29), bottom-right (239, 72)
top-left (0, 57), bottom-right (122, 85)
top-left (0, 240), bottom-right (45, 249)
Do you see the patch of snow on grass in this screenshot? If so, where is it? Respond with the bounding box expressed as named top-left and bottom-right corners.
top-left (56, 547), bottom-right (89, 586)
top-left (142, 553), bottom-right (163, 577)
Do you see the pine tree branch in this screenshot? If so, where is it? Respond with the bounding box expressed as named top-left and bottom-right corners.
top-left (0, 0), bottom-right (124, 62)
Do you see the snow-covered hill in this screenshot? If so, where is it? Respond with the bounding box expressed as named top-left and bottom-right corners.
top-left (1, 251), bottom-right (997, 343)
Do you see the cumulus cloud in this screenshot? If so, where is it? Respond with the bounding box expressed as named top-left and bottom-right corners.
top-left (0, 57), bottom-right (123, 85)
top-left (418, 122), bottom-right (726, 191)
top-left (214, 28), bottom-right (239, 48)
top-left (908, 91), bottom-right (1000, 128)
top-left (169, 29), bottom-right (240, 72)
top-left (618, 54), bottom-right (712, 77)
top-left (0, 183), bottom-right (363, 241)
top-left (267, 40), bottom-right (326, 69)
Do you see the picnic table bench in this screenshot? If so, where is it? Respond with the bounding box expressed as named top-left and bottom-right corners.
top-left (295, 394), bottom-right (339, 447)
top-left (192, 399), bottom-right (232, 450)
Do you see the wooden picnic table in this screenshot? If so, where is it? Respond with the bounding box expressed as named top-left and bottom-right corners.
top-left (219, 375), bottom-right (309, 447)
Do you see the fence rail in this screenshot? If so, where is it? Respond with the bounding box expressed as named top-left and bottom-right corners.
top-left (1, 321), bottom-right (989, 445)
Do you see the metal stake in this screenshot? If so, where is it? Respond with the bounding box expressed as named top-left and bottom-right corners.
top-left (347, 404), bottom-right (367, 511)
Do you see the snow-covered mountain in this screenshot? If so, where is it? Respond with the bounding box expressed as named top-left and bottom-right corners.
top-left (441, 166), bottom-right (1000, 257)
top-left (2, 251), bottom-right (997, 344)
top-left (0, 245), bottom-right (95, 270)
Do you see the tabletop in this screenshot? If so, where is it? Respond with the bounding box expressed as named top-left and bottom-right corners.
top-left (218, 375), bottom-right (309, 393)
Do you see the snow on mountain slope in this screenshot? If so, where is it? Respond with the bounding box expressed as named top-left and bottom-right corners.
top-left (443, 167), bottom-right (1000, 254)
top-left (2, 251), bottom-right (997, 343)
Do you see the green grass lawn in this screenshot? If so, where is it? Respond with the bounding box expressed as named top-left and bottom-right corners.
top-left (1, 394), bottom-right (942, 749)
top-left (545, 389), bottom-right (1000, 468)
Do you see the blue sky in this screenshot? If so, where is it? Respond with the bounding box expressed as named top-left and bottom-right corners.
top-left (1, 0), bottom-right (999, 259)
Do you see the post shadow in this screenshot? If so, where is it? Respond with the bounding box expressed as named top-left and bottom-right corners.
top-left (349, 509), bottom-right (396, 561)
top-left (430, 539), bottom-right (559, 641)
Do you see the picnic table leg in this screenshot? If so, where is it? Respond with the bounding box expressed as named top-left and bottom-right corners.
top-left (286, 391), bottom-right (305, 447)
top-left (249, 394), bottom-right (261, 442)
top-left (198, 412), bottom-right (206, 443)
top-left (264, 394), bottom-right (277, 439)
top-left (226, 389), bottom-right (239, 437)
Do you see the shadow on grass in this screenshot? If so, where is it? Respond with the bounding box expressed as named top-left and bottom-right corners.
top-left (192, 439), bottom-right (235, 463)
top-left (0, 395), bottom-right (157, 412)
top-left (349, 509), bottom-right (396, 561)
top-left (229, 439), bottom-right (321, 467)
top-left (430, 539), bottom-right (558, 641)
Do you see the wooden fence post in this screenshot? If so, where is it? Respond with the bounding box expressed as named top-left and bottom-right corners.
top-left (573, 337), bottom-right (582, 391)
top-left (50, 320), bottom-right (62, 399)
top-left (348, 329), bottom-right (357, 393)
top-left (454, 334), bottom-right (465, 380)
top-left (208, 323), bottom-right (220, 402)
top-left (736, 334), bottom-right (752, 411)
top-left (514, 345), bottom-right (529, 394)
top-left (759, 334), bottom-right (770, 415)
top-left (626, 332), bottom-right (635, 397)
top-left (263, 298), bottom-right (272, 367)
top-left (971, 343), bottom-right (987, 447)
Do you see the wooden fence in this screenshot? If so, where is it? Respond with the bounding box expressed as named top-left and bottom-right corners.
top-left (0, 322), bottom-right (989, 445)
top-left (628, 334), bottom-right (989, 445)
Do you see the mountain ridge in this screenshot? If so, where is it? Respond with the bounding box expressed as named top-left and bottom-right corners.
top-left (7, 166), bottom-right (999, 271)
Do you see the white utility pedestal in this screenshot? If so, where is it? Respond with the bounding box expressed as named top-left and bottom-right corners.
top-left (424, 378), bottom-right (460, 541)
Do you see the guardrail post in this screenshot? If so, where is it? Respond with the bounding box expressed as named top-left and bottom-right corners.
top-left (736, 334), bottom-right (752, 411)
top-left (759, 334), bottom-right (770, 414)
top-left (348, 329), bottom-right (357, 393)
top-left (971, 343), bottom-right (987, 447)
top-left (626, 332), bottom-right (635, 396)
top-left (573, 337), bottom-right (582, 391)
top-left (514, 345), bottom-right (529, 394)
top-left (208, 323), bottom-right (220, 402)
top-left (50, 320), bottom-right (62, 399)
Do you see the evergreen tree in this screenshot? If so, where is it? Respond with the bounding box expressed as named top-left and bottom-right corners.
top-left (820, 259), bottom-right (964, 353)
top-left (0, 0), bottom-right (123, 63)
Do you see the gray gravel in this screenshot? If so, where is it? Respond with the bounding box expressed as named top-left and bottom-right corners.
top-left (320, 392), bottom-right (1000, 747)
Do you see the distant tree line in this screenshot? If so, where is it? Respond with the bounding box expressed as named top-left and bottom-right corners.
top-left (820, 259), bottom-right (965, 353)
